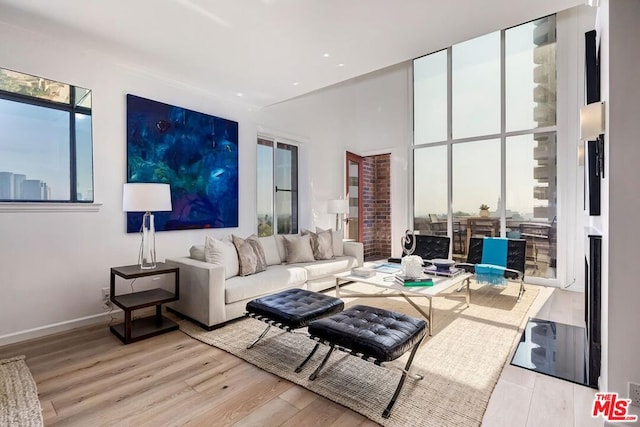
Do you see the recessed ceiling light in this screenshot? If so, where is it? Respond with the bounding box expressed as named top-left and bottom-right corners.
top-left (236, 92), bottom-right (243, 97)
top-left (338, 63), bottom-right (344, 67)
top-left (323, 53), bottom-right (330, 58)
top-left (292, 82), bottom-right (299, 86)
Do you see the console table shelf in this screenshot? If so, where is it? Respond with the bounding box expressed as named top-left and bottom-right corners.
top-left (109, 263), bottom-right (180, 344)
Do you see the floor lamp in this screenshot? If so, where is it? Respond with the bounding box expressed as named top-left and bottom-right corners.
top-left (327, 198), bottom-right (349, 231)
top-left (123, 183), bottom-right (172, 269)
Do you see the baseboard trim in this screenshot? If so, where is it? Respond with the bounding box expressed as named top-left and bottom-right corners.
top-left (0, 309), bottom-right (122, 347)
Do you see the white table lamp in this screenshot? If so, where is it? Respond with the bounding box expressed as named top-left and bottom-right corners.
top-left (123, 183), bottom-right (172, 269)
top-left (327, 198), bottom-right (349, 230)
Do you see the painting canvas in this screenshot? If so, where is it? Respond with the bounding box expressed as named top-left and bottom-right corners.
top-left (126, 94), bottom-right (238, 232)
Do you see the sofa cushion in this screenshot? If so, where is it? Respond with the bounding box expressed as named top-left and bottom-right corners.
top-left (225, 265), bottom-right (308, 304)
top-left (204, 236), bottom-right (239, 279)
top-left (283, 234), bottom-right (315, 264)
top-left (232, 234), bottom-right (267, 276)
top-left (258, 235), bottom-right (281, 266)
top-left (297, 256), bottom-right (359, 280)
top-left (316, 227), bottom-right (344, 256)
top-left (301, 229), bottom-right (334, 260)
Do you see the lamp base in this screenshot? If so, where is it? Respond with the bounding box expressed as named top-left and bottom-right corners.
top-left (138, 212), bottom-right (157, 269)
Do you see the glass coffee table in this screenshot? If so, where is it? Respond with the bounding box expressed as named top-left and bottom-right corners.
top-left (334, 268), bottom-right (472, 336)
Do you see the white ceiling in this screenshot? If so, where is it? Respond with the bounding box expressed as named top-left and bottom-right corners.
top-left (0, 0), bottom-right (583, 108)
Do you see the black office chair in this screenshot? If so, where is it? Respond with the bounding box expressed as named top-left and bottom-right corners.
top-left (388, 232), bottom-right (451, 264)
top-left (456, 237), bottom-right (527, 301)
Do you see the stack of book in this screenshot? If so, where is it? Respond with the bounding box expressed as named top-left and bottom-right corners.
top-left (424, 266), bottom-right (465, 278)
top-left (394, 274), bottom-right (434, 287)
top-left (351, 267), bottom-right (376, 278)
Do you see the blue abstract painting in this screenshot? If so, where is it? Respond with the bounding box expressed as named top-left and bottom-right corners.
top-left (126, 94), bottom-right (239, 232)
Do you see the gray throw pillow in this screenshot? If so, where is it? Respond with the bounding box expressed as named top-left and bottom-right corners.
top-left (232, 234), bottom-right (267, 276)
top-left (283, 234), bottom-right (315, 264)
top-left (301, 229), bottom-right (334, 260)
top-left (316, 227), bottom-right (343, 256)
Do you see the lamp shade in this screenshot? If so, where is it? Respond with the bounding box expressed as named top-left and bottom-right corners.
top-left (123, 183), bottom-right (172, 212)
top-left (327, 198), bottom-right (349, 214)
top-left (580, 101), bottom-right (605, 140)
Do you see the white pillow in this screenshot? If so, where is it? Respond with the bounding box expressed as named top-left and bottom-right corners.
top-left (316, 227), bottom-right (344, 256)
top-left (204, 236), bottom-right (240, 279)
top-left (258, 235), bottom-right (281, 266)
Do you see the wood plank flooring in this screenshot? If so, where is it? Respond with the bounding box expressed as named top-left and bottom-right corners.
top-left (0, 287), bottom-right (600, 426)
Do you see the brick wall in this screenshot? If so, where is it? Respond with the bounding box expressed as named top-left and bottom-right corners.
top-left (362, 154), bottom-right (391, 261)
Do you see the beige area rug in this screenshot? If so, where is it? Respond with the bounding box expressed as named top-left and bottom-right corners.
top-left (180, 281), bottom-right (539, 426)
top-left (0, 355), bottom-right (43, 427)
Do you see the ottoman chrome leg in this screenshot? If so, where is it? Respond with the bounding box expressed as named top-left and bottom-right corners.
top-left (382, 335), bottom-right (425, 419)
top-left (309, 344), bottom-right (335, 381)
top-left (295, 343), bottom-right (320, 373)
top-left (247, 324), bottom-right (271, 349)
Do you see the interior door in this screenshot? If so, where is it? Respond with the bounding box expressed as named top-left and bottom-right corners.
top-left (346, 151), bottom-right (363, 242)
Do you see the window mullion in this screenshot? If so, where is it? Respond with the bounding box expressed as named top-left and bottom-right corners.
top-left (446, 46), bottom-right (453, 239)
top-left (500, 29), bottom-right (507, 236)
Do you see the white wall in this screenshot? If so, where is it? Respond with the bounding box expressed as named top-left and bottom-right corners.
top-left (600, 0), bottom-right (640, 408)
top-left (258, 63), bottom-right (412, 256)
top-left (0, 21), bottom-right (260, 344)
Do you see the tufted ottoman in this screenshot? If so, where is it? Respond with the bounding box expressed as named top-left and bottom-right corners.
top-left (245, 288), bottom-right (344, 372)
top-left (307, 304), bottom-right (427, 419)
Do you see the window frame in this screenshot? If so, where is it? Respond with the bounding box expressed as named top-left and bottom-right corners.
top-left (256, 135), bottom-right (299, 236)
top-left (0, 70), bottom-right (93, 204)
top-left (412, 15), bottom-right (558, 285)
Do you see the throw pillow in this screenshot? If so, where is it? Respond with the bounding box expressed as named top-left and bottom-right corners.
top-left (232, 234), bottom-right (267, 276)
top-left (301, 229), bottom-right (334, 260)
top-left (257, 235), bottom-right (281, 266)
top-left (316, 227), bottom-right (343, 256)
top-left (246, 235), bottom-right (268, 272)
top-left (282, 234), bottom-right (315, 264)
top-left (189, 245), bottom-right (206, 262)
top-left (204, 236), bottom-right (240, 279)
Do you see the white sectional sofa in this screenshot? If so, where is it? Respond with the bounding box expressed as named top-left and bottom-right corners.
top-left (165, 234), bottom-right (364, 329)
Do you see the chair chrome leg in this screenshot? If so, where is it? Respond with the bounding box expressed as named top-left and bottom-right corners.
top-left (382, 335), bottom-right (425, 419)
top-left (295, 343), bottom-right (320, 373)
top-left (247, 325), bottom-right (271, 349)
top-left (309, 344), bottom-right (335, 381)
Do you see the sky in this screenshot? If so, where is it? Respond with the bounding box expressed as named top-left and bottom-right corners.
top-left (0, 99), bottom-right (93, 200)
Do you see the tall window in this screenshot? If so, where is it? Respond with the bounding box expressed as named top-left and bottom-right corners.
top-left (413, 15), bottom-right (557, 280)
top-left (0, 68), bottom-right (93, 202)
top-left (257, 137), bottom-right (299, 236)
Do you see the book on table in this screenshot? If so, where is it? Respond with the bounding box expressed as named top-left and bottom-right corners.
top-left (373, 263), bottom-right (402, 274)
top-left (424, 266), bottom-right (465, 278)
top-left (351, 267), bottom-right (376, 278)
top-left (394, 274), bottom-right (434, 287)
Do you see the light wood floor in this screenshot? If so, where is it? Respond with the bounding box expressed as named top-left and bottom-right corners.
top-left (0, 287), bottom-right (601, 427)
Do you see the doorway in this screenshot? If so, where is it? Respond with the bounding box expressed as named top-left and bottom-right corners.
top-left (346, 151), bottom-right (391, 261)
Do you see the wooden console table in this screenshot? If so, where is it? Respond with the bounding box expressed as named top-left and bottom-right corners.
top-left (109, 263), bottom-right (179, 344)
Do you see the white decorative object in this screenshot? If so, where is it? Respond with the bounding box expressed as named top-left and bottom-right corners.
top-left (401, 255), bottom-right (424, 278)
top-left (123, 183), bottom-right (172, 269)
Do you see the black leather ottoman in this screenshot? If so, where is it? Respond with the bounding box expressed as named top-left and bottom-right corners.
top-left (245, 288), bottom-right (344, 372)
top-left (307, 304), bottom-right (427, 419)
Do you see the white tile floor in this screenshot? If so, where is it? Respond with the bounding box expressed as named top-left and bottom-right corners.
top-left (482, 286), bottom-right (603, 427)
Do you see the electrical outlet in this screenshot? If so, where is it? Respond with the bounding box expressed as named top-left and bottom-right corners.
top-left (630, 382), bottom-right (640, 407)
top-left (101, 288), bottom-right (110, 301)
